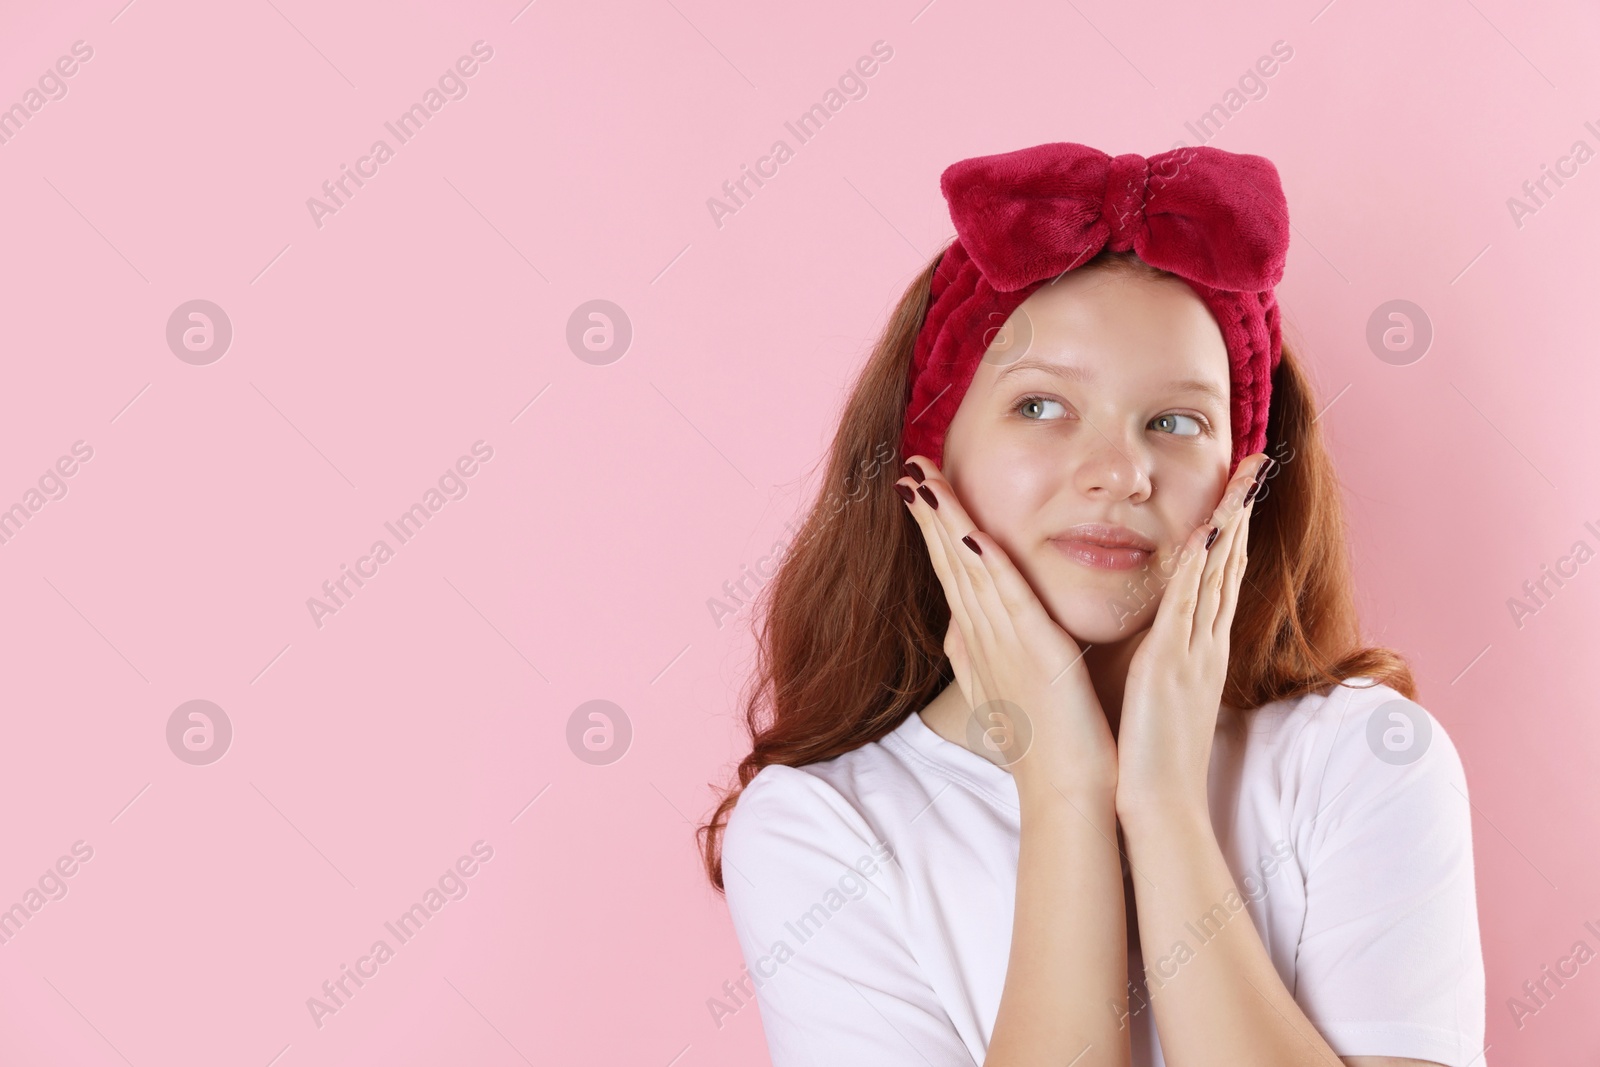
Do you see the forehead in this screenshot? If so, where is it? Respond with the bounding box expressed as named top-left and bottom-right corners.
top-left (995, 268), bottom-right (1230, 381)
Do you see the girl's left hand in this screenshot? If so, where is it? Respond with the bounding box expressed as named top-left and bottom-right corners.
top-left (1114, 452), bottom-right (1273, 826)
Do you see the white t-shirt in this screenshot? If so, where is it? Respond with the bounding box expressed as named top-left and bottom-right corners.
top-left (721, 676), bottom-right (1486, 1067)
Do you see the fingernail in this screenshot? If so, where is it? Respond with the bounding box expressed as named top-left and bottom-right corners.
top-left (895, 483), bottom-right (915, 504)
top-left (1243, 481), bottom-right (1261, 505)
top-left (1204, 525), bottom-right (1219, 549)
top-left (1252, 458), bottom-right (1274, 487)
top-left (917, 485), bottom-right (939, 510)
top-left (903, 461), bottom-right (925, 483)
top-left (961, 533), bottom-right (982, 555)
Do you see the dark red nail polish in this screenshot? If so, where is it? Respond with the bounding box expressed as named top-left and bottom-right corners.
top-left (903, 461), bottom-right (925, 483)
top-left (917, 485), bottom-right (939, 509)
top-left (895, 483), bottom-right (915, 504)
top-left (1204, 525), bottom-right (1219, 549)
top-left (1243, 481), bottom-right (1261, 505)
top-left (962, 533), bottom-right (982, 555)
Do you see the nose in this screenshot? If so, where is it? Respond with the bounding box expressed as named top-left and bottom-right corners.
top-left (1072, 432), bottom-right (1151, 503)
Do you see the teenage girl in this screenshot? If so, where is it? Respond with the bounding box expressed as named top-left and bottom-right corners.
top-left (699, 142), bottom-right (1485, 1067)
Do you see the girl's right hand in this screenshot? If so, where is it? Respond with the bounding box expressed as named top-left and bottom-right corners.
top-left (897, 456), bottom-right (1119, 802)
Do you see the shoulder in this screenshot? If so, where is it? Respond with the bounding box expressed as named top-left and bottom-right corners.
top-left (717, 748), bottom-right (979, 1065)
top-left (722, 755), bottom-right (903, 893)
top-left (1271, 677), bottom-right (1472, 865)
top-left (721, 761), bottom-right (908, 952)
top-left (1240, 677), bottom-right (1466, 782)
top-left (1287, 676), bottom-right (1467, 789)
top-left (725, 762), bottom-right (878, 856)
top-left (723, 720), bottom-right (941, 860)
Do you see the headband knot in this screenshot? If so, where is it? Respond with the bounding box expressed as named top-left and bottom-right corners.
top-left (904, 141), bottom-right (1292, 476)
top-left (1102, 153), bottom-right (1148, 253)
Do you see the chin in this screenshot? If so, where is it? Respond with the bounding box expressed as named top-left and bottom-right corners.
top-left (1039, 583), bottom-right (1158, 647)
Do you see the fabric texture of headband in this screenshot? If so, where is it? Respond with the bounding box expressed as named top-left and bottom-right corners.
top-left (900, 141), bottom-right (1292, 476)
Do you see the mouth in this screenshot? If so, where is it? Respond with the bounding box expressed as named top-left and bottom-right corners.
top-left (1049, 523), bottom-right (1157, 572)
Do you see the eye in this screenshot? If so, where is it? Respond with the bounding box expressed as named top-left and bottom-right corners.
top-left (1151, 412), bottom-right (1207, 436)
top-left (1015, 394), bottom-right (1069, 420)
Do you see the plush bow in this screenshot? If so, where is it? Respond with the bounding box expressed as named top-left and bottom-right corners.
top-left (900, 141), bottom-right (1292, 475)
top-left (941, 142), bottom-right (1289, 294)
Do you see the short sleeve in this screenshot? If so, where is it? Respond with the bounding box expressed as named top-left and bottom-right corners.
top-left (1290, 686), bottom-right (1487, 1066)
top-left (721, 765), bottom-right (976, 1067)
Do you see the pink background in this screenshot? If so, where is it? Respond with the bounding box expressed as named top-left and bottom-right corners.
top-left (0, 0), bottom-right (1596, 1063)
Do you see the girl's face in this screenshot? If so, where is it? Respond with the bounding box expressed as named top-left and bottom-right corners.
top-left (941, 266), bottom-right (1234, 646)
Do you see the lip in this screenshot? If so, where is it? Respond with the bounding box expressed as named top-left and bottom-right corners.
top-left (1050, 523), bottom-right (1157, 571)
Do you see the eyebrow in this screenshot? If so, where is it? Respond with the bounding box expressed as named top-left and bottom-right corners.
top-left (993, 354), bottom-right (1228, 408)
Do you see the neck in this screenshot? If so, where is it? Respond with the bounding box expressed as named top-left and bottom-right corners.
top-left (1082, 628), bottom-right (1149, 739)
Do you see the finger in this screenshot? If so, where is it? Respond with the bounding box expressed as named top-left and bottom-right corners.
top-left (1212, 480), bottom-right (1254, 642)
top-left (895, 466), bottom-right (994, 664)
top-left (900, 456), bottom-right (1007, 648)
top-left (1214, 453), bottom-right (1270, 639)
top-left (906, 458), bottom-right (1082, 681)
top-left (926, 483), bottom-right (998, 654)
top-left (1193, 454), bottom-right (1269, 640)
top-left (953, 523), bottom-right (1086, 670)
top-left (1152, 517), bottom-right (1213, 649)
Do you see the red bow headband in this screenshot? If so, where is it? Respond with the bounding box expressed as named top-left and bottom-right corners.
top-left (901, 142), bottom-right (1291, 476)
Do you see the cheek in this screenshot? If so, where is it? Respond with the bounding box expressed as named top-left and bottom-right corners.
top-left (1160, 469), bottom-right (1232, 537)
top-left (952, 453), bottom-right (1050, 536)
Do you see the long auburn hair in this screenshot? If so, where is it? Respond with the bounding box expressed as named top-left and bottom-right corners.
top-left (697, 244), bottom-right (1415, 892)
